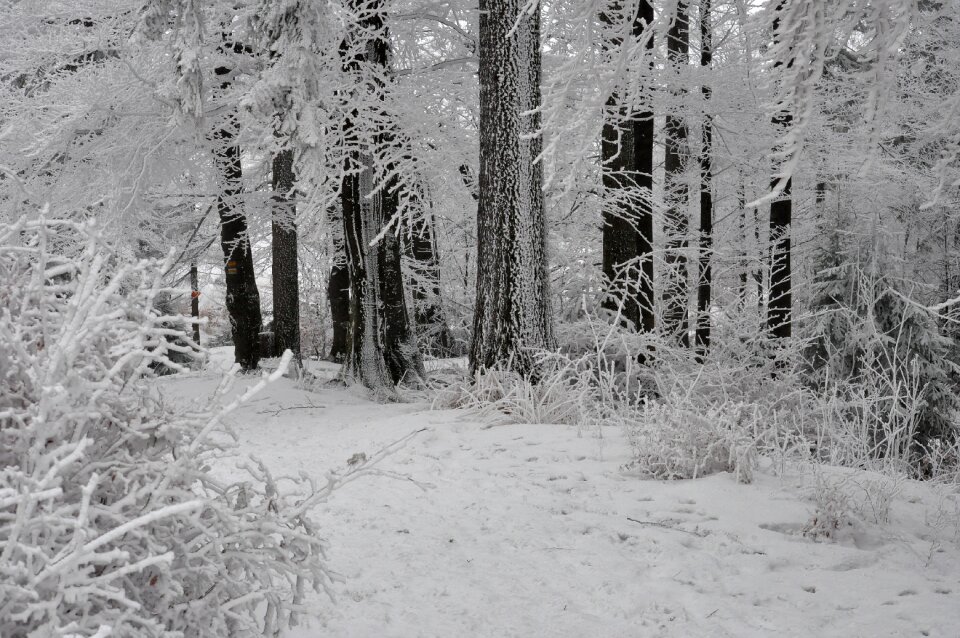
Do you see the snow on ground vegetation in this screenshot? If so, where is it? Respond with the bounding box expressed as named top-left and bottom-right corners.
top-left (155, 348), bottom-right (960, 638)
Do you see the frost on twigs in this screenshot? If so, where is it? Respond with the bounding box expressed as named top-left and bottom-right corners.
top-left (0, 218), bottom-right (332, 637)
top-left (624, 399), bottom-right (760, 484)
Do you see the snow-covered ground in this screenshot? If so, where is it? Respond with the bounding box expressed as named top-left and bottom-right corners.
top-left (158, 351), bottom-right (960, 637)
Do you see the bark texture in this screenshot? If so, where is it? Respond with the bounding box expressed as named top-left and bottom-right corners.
top-left (271, 147), bottom-right (301, 362)
top-left (663, 0), bottom-right (691, 347)
top-left (471, 0), bottom-right (553, 375)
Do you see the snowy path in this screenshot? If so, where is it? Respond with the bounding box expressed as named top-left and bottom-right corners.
top-left (161, 368), bottom-right (960, 637)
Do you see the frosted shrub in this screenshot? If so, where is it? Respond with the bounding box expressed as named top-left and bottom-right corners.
top-left (0, 218), bottom-right (331, 637)
top-left (435, 355), bottom-right (599, 426)
top-left (623, 399), bottom-right (759, 483)
top-left (804, 472), bottom-right (853, 539)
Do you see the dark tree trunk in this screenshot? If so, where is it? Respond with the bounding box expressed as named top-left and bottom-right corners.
top-left (663, 0), bottom-right (690, 347)
top-left (600, 3), bottom-right (641, 330)
top-left (211, 78), bottom-right (262, 370)
top-left (695, 0), bottom-right (713, 357)
top-left (737, 177), bottom-right (749, 309)
top-left (211, 37), bottom-right (261, 371)
top-left (339, 0), bottom-right (423, 389)
top-left (378, 166), bottom-right (423, 383)
top-left (271, 147), bottom-right (301, 363)
top-left (471, 0), bottom-right (553, 375)
top-left (403, 185), bottom-right (454, 356)
top-left (755, 203), bottom-right (765, 315)
top-left (190, 262), bottom-right (201, 344)
top-left (328, 206), bottom-right (350, 363)
top-left (634, 0), bottom-right (656, 335)
top-left (768, 2), bottom-right (792, 340)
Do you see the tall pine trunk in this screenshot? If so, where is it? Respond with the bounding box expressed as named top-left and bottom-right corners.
top-left (663, 0), bottom-right (690, 347)
top-left (768, 2), bottom-right (792, 339)
top-left (695, 0), bottom-right (713, 356)
top-left (271, 147), bottom-right (301, 362)
top-left (471, 0), bottom-right (553, 375)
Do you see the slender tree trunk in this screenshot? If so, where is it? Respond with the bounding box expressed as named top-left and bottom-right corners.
top-left (695, 0), bottom-right (713, 357)
top-left (755, 203), bottom-right (765, 315)
top-left (271, 147), bottom-right (301, 362)
top-left (328, 205), bottom-right (350, 363)
top-left (768, 2), bottom-right (792, 340)
top-left (600, 3), bottom-right (641, 330)
top-left (190, 262), bottom-right (201, 344)
top-left (635, 0), bottom-right (656, 334)
top-left (737, 177), bottom-right (748, 309)
top-left (663, 0), bottom-right (690, 347)
top-left (471, 0), bottom-right (553, 375)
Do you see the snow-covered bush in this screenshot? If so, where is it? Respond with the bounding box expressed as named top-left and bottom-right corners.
top-left (804, 252), bottom-right (960, 467)
top-left (623, 399), bottom-right (760, 483)
top-left (0, 217), bottom-right (331, 637)
top-left (434, 354), bottom-right (602, 427)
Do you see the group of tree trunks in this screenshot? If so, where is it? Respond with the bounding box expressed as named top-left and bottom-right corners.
top-left (210, 0), bottom-right (792, 382)
top-left (600, 0), bottom-right (790, 354)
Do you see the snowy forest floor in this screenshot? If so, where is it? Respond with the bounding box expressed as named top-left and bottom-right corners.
top-left (158, 349), bottom-right (960, 638)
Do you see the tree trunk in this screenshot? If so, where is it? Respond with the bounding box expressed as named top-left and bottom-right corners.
top-left (695, 0), bottom-right (713, 357)
top-left (339, 0), bottom-right (424, 389)
top-left (663, 0), bottom-right (690, 347)
top-left (600, 3), bottom-right (641, 330)
top-left (600, 2), bottom-right (652, 330)
top-left (471, 0), bottom-right (553, 375)
top-left (190, 262), bottom-right (201, 344)
top-left (328, 205), bottom-right (350, 363)
top-left (211, 64), bottom-right (261, 370)
top-left (271, 147), bottom-right (301, 363)
top-left (737, 177), bottom-right (748, 309)
top-left (403, 184), bottom-right (454, 356)
top-left (634, 0), bottom-right (656, 335)
top-left (768, 2), bottom-right (792, 340)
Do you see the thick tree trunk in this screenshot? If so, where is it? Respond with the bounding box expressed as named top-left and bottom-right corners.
top-left (271, 147), bottom-right (301, 362)
top-left (327, 205), bottom-right (350, 363)
top-left (695, 0), bottom-right (713, 357)
top-left (211, 87), bottom-right (262, 370)
top-left (471, 0), bottom-right (553, 375)
top-left (339, 0), bottom-right (424, 389)
top-left (378, 166), bottom-right (424, 383)
top-left (768, 1), bottom-right (792, 340)
top-left (663, 0), bottom-right (690, 347)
